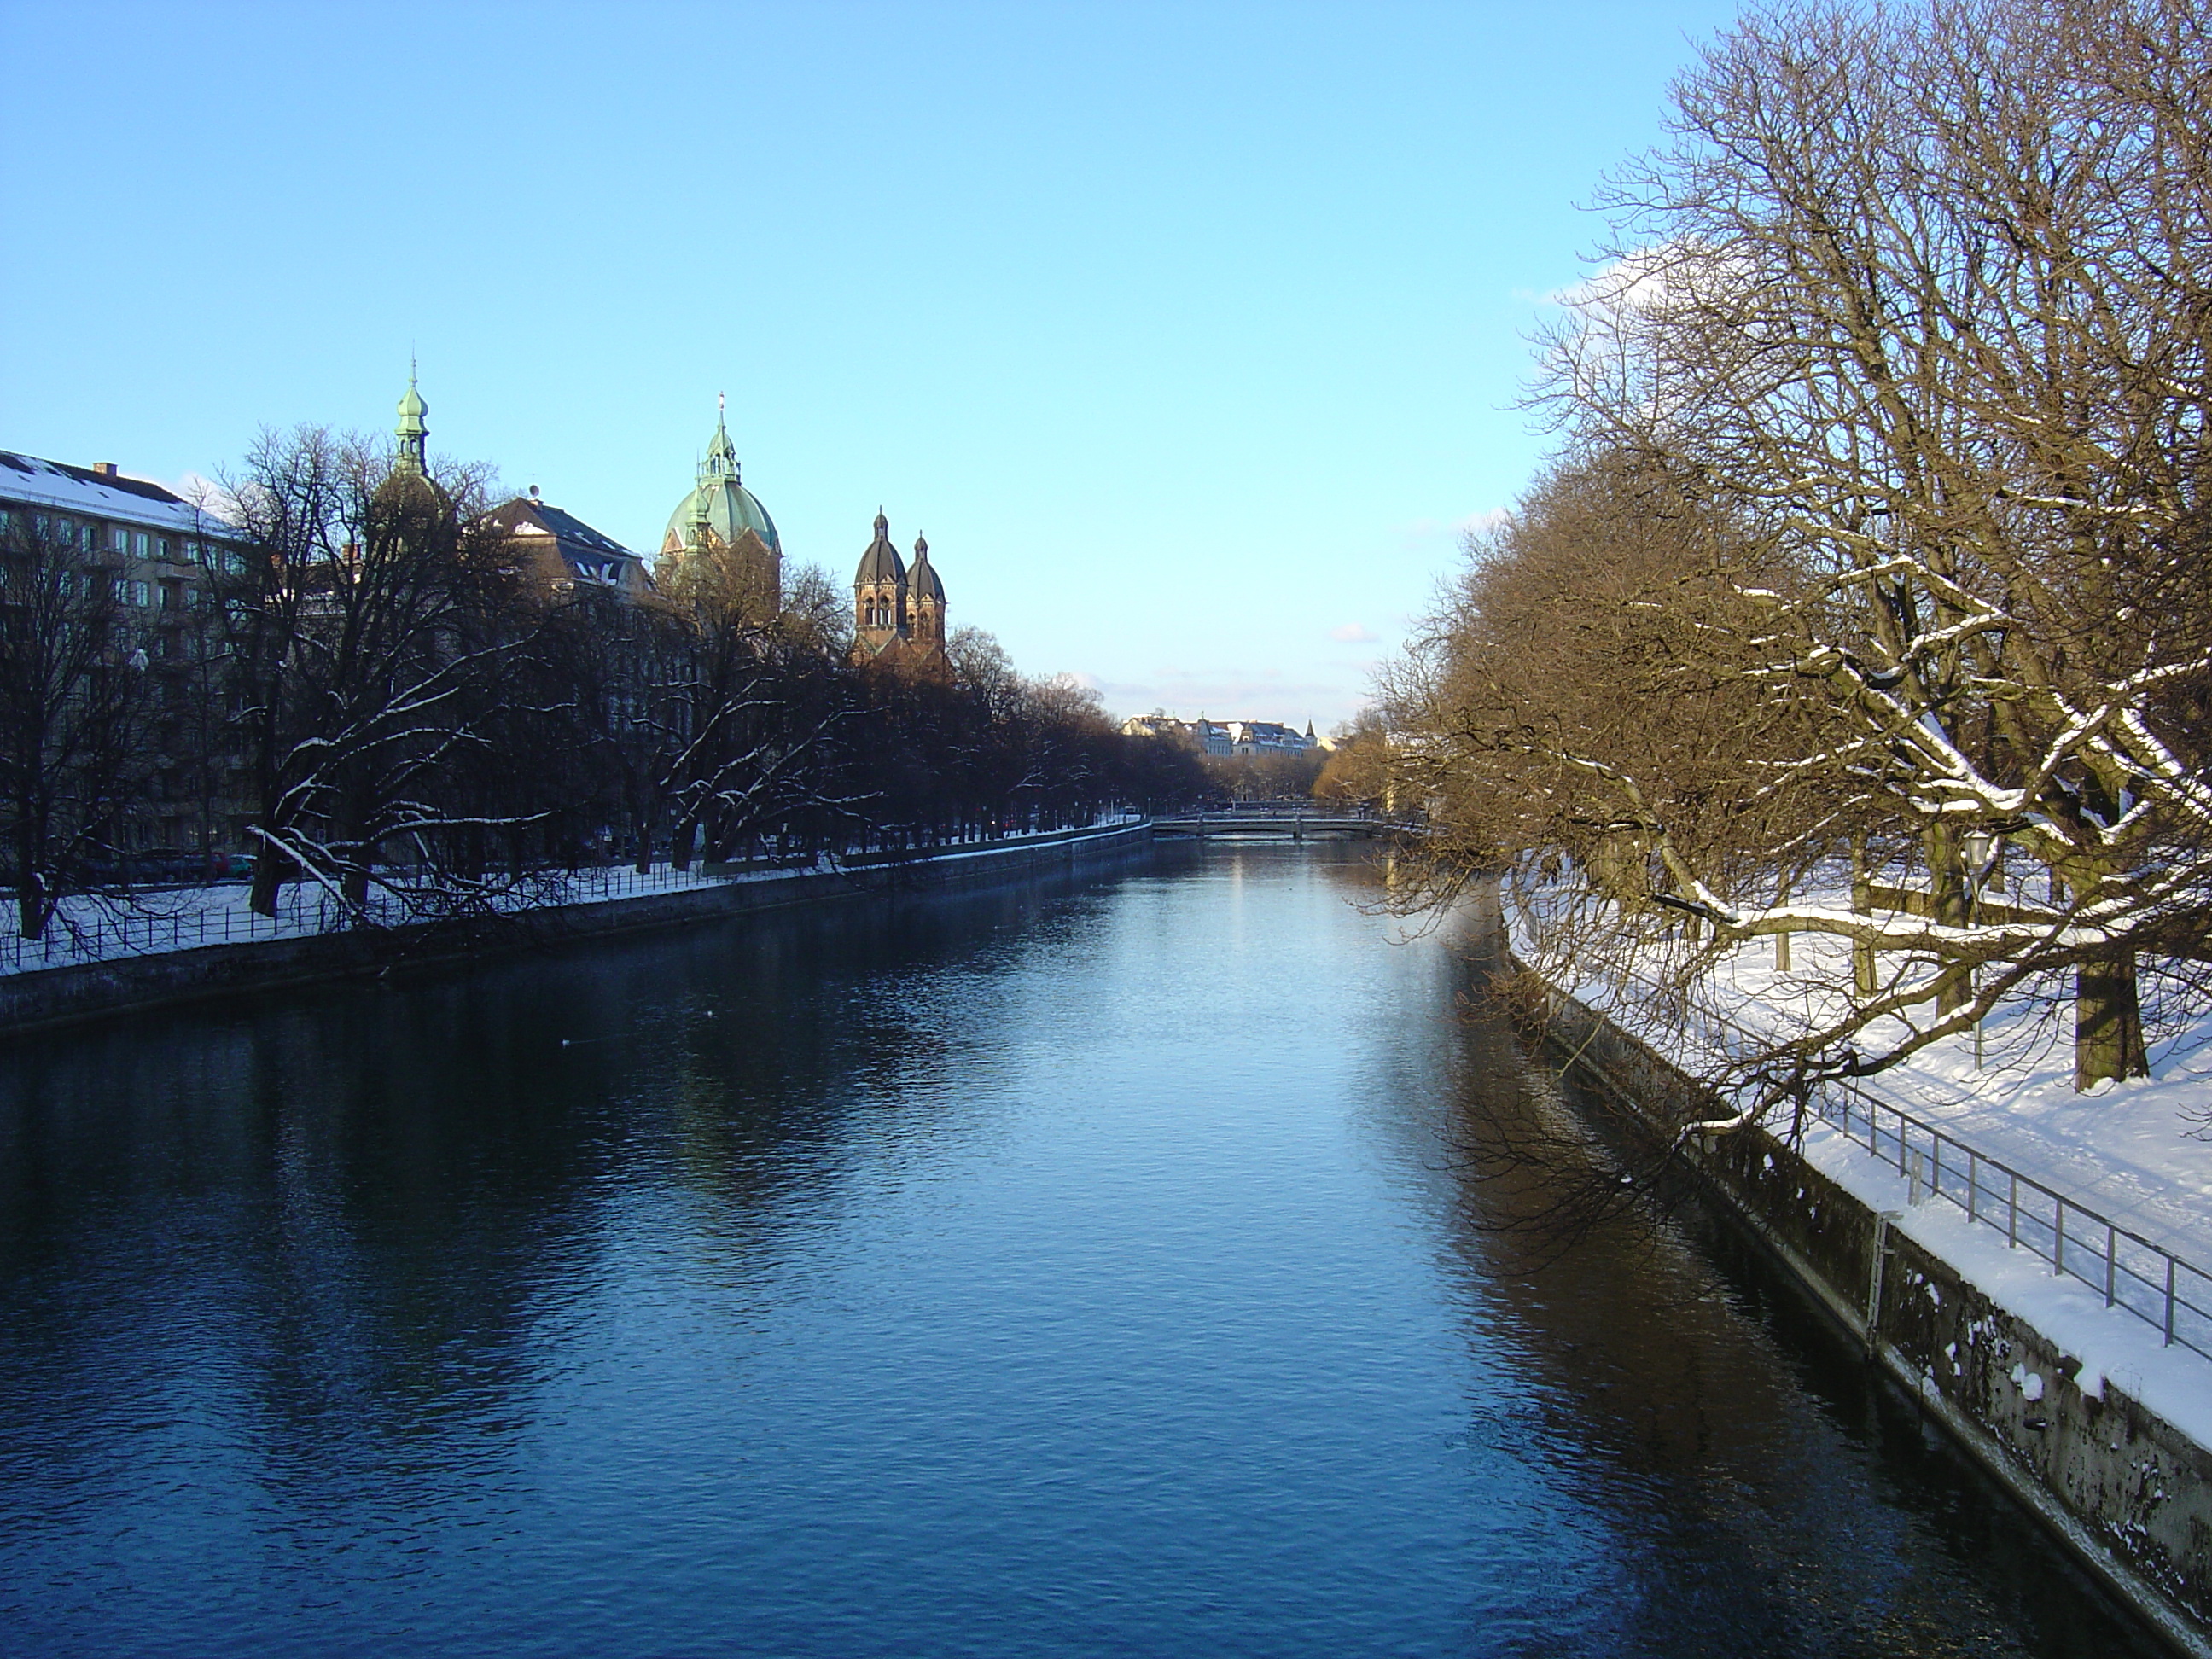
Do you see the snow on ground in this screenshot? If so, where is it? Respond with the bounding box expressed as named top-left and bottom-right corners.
top-left (1717, 930), bottom-right (2212, 1267)
top-left (1514, 901), bottom-right (2212, 1441)
top-left (1524, 915), bottom-right (2212, 1265)
top-left (0, 862), bottom-right (740, 975)
top-left (0, 818), bottom-right (1143, 978)
top-left (1799, 1117), bottom-right (2212, 1450)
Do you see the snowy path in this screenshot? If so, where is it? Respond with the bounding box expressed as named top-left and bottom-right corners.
top-left (1522, 912), bottom-right (2212, 1438)
top-left (0, 818), bottom-right (1146, 979)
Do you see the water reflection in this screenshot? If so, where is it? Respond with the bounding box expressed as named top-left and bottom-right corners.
top-left (0, 844), bottom-right (2162, 1656)
top-left (1331, 868), bottom-right (2155, 1657)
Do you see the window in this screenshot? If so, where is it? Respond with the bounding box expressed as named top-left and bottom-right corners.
top-left (131, 580), bottom-right (150, 608)
top-left (80, 524), bottom-right (95, 552)
top-left (111, 526), bottom-right (128, 552)
top-left (134, 532), bottom-right (150, 559)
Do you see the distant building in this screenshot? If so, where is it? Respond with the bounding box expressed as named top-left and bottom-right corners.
top-left (0, 451), bottom-right (231, 583)
top-left (0, 448), bottom-right (242, 855)
top-left (658, 398), bottom-right (782, 614)
top-left (483, 487), bottom-right (651, 598)
top-left (851, 511), bottom-right (951, 676)
top-left (1119, 715), bottom-right (1312, 758)
top-left (1225, 720), bottom-right (1316, 758)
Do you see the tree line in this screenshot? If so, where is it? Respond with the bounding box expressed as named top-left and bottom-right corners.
top-left (1382, 0), bottom-right (2212, 1098)
top-left (0, 428), bottom-right (1213, 937)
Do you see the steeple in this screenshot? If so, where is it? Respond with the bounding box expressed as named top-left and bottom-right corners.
top-left (701, 391), bottom-right (740, 487)
top-left (395, 362), bottom-right (428, 475)
top-left (906, 531), bottom-right (946, 643)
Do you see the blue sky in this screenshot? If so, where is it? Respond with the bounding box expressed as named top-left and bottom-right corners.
top-left (1, 1), bottom-right (1741, 730)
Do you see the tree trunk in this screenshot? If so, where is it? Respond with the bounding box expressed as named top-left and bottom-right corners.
top-left (2075, 951), bottom-right (2149, 1089)
top-left (17, 870), bottom-right (47, 942)
top-left (248, 838), bottom-right (293, 918)
top-left (1851, 838), bottom-right (1876, 997)
top-left (1930, 825), bottom-right (1970, 1015)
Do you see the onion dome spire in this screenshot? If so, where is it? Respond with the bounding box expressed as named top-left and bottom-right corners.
top-left (395, 361), bottom-right (428, 475)
top-left (908, 531), bottom-right (946, 604)
top-left (701, 390), bottom-right (740, 488)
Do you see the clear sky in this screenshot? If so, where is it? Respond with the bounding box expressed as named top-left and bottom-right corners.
top-left (1, 1), bottom-right (1741, 731)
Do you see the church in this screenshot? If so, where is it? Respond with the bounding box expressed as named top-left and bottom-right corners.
top-left (648, 399), bottom-right (952, 671)
top-left (433, 380), bottom-right (956, 670)
top-left (655, 398), bottom-right (783, 617)
top-left (849, 510), bottom-right (949, 675)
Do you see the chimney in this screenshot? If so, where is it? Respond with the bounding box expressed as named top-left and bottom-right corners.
top-left (92, 462), bottom-right (119, 480)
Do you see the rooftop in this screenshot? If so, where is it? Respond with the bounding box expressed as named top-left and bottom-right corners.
top-left (0, 451), bottom-right (233, 537)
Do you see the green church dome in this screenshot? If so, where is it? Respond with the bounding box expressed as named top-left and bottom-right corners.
top-left (662, 477), bottom-right (780, 556)
top-left (662, 403), bottom-right (780, 556)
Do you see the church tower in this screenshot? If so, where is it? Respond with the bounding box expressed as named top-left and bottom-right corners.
top-left (394, 367), bottom-right (428, 475)
top-left (906, 533), bottom-right (946, 647)
top-left (851, 514), bottom-right (950, 675)
top-left (853, 510), bottom-right (907, 655)
top-left (658, 395), bottom-right (783, 614)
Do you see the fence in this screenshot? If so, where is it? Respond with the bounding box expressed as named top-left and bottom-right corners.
top-left (0, 816), bottom-right (1146, 980)
top-left (1573, 965), bottom-right (2212, 1367)
top-left (1814, 1075), bottom-right (2211, 1363)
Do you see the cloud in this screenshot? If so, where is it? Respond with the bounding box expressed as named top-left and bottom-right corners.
top-left (1539, 243), bottom-right (1683, 312)
top-left (1395, 506), bottom-right (1510, 554)
top-left (1329, 622), bottom-right (1378, 643)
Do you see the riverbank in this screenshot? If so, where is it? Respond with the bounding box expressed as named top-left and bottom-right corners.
top-left (0, 819), bottom-right (1153, 1039)
top-left (1528, 969), bottom-right (2212, 1656)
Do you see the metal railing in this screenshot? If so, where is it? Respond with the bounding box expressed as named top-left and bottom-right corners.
top-left (1573, 967), bottom-right (2212, 1366)
top-left (1812, 1075), bottom-right (2210, 1363)
top-left (0, 816), bottom-right (1147, 979)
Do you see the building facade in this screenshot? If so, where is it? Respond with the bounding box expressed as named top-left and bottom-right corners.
top-left (850, 511), bottom-right (951, 675)
top-left (1118, 715), bottom-right (1317, 757)
top-left (0, 450), bottom-right (242, 860)
top-left (657, 399), bottom-right (782, 616)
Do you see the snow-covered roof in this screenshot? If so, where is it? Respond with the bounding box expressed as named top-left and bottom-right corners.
top-left (0, 451), bottom-right (233, 537)
top-left (483, 495), bottom-right (640, 562)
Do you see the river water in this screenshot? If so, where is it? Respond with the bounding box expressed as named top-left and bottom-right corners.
top-left (0, 844), bottom-right (2160, 1656)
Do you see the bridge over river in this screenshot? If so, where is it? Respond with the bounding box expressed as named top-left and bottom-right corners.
top-left (1153, 799), bottom-right (1412, 838)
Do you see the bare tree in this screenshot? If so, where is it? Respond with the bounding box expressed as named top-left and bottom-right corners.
top-left (1401, 0), bottom-right (2212, 1103)
top-left (212, 427), bottom-right (535, 917)
top-left (0, 509), bottom-right (155, 937)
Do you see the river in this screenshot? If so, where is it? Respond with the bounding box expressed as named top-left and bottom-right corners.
top-left (0, 844), bottom-right (2160, 1656)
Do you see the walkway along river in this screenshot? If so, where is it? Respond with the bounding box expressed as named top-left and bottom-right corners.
top-left (0, 843), bottom-right (2169, 1656)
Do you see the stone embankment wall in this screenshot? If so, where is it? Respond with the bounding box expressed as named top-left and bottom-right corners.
top-left (0, 822), bottom-right (1154, 1039)
top-left (1536, 978), bottom-right (2212, 1657)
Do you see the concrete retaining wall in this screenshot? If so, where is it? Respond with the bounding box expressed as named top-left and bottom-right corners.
top-left (1536, 977), bottom-right (2212, 1656)
top-left (0, 821), bottom-right (1154, 1039)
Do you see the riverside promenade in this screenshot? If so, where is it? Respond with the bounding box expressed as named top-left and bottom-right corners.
top-left (0, 818), bottom-right (1153, 1038)
top-left (1527, 952), bottom-right (2212, 1656)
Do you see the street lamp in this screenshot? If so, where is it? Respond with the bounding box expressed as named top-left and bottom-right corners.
top-left (1962, 830), bottom-right (1997, 1067)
